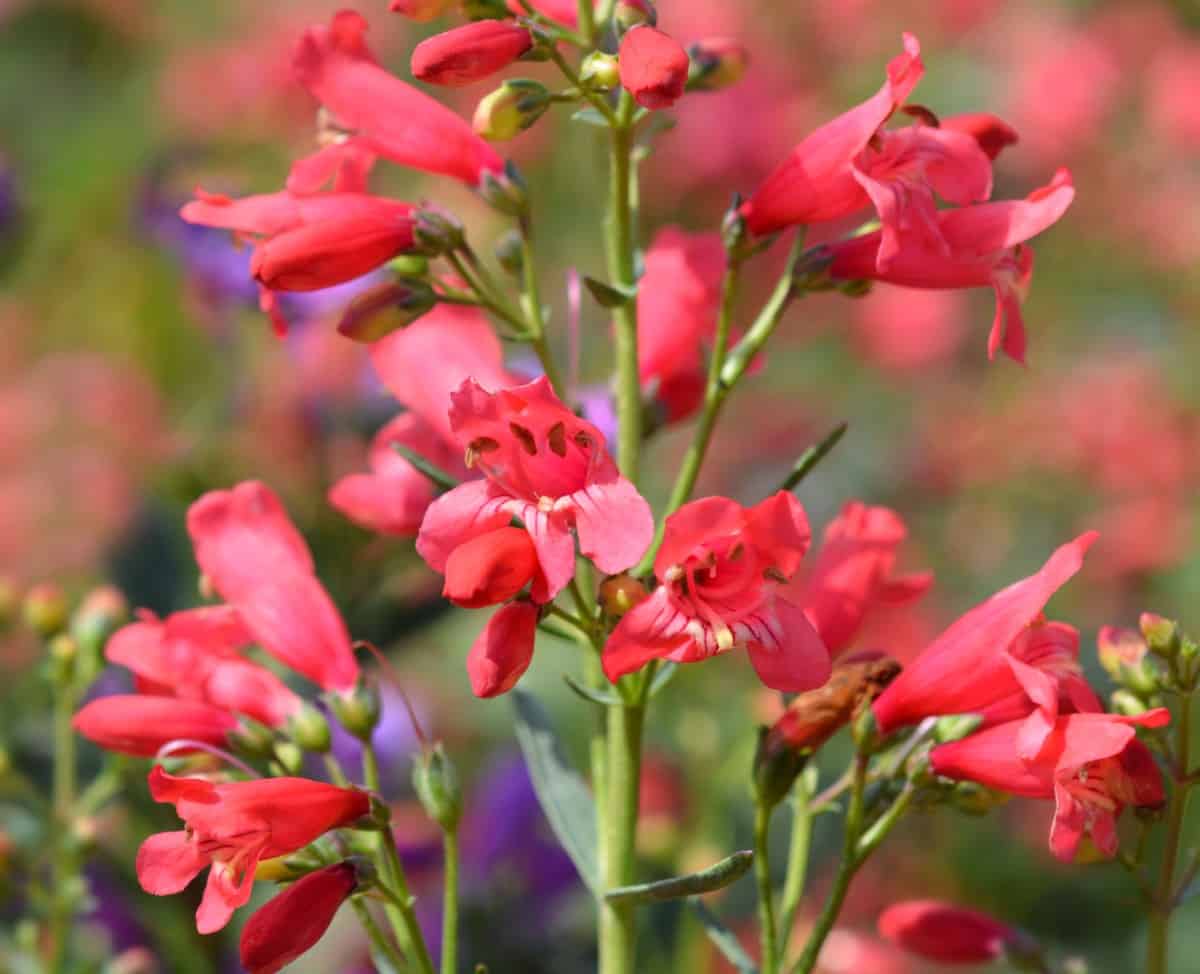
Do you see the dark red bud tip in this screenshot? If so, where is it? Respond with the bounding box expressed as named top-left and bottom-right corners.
top-left (443, 527), bottom-right (539, 608)
top-left (240, 863), bottom-right (359, 974)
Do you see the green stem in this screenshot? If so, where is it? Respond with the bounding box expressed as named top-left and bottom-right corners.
top-left (353, 899), bottom-right (408, 973)
top-left (777, 769), bottom-right (816, 961)
top-left (600, 700), bottom-right (645, 974)
top-left (48, 677), bottom-right (78, 973)
top-left (363, 743), bottom-right (436, 974)
top-left (1147, 691), bottom-right (1194, 974)
top-left (605, 93), bottom-right (641, 483)
top-left (754, 802), bottom-right (779, 974)
top-left (441, 829), bottom-right (460, 974)
top-left (789, 755), bottom-right (868, 974)
top-left (519, 217), bottom-right (566, 396)
top-left (577, 0), bottom-right (596, 45)
top-left (446, 251), bottom-right (526, 334)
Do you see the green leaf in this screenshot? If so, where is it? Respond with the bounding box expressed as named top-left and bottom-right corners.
top-left (583, 275), bottom-right (638, 308)
top-left (391, 443), bottom-right (462, 492)
top-left (562, 673), bottom-right (622, 706)
top-left (778, 422), bottom-right (848, 492)
top-left (570, 107), bottom-right (609, 128)
top-left (605, 850), bottom-right (754, 906)
top-left (511, 689), bottom-right (599, 892)
top-left (690, 901), bottom-right (759, 974)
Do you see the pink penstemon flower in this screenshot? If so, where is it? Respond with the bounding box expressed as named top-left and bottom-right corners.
top-left (603, 493), bottom-right (831, 692)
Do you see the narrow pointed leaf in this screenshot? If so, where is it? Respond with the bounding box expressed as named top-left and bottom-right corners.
top-left (511, 689), bottom-right (599, 892)
top-left (563, 674), bottom-right (623, 706)
top-left (391, 443), bottom-right (461, 492)
top-left (583, 276), bottom-right (638, 308)
top-left (648, 662), bottom-right (679, 698)
top-left (605, 850), bottom-right (754, 905)
top-left (690, 901), bottom-right (759, 974)
top-left (779, 422), bottom-right (848, 492)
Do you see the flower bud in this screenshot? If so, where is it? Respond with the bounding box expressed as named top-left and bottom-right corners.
top-left (1140, 612), bottom-right (1181, 658)
top-left (413, 743), bottom-right (463, 831)
top-left (494, 229), bottom-right (525, 275)
top-left (1098, 627), bottom-right (1160, 696)
top-left (615, 0), bottom-right (656, 30)
top-left (879, 899), bottom-right (1036, 965)
top-left (241, 862), bottom-right (364, 974)
top-left (329, 680), bottom-right (382, 741)
top-left (474, 79), bottom-right (552, 140)
top-left (618, 26), bottom-right (689, 110)
top-left (23, 582), bottom-right (68, 638)
top-left (336, 279), bottom-right (438, 343)
top-left (752, 725), bottom-right (808, 810)
top-left (581, 51), bottom-right (621, 90)
top-left (48, 634), bottom-right (77, 685)
top-left (1111, 689), bottom-right (1149, 718)
top-left (599, 574), bottom-right (648, 617)
top-left (70, 585), bottom-right (128, 664)
top-left (389, 0), bottom-right (456, 20)
top-left (389, 254), bottom-right (430, 277)
top-left (272, 742), bottom-right (305, 776)
top-left (287, 703), bottom-right (332, 753)
top-left (412, 209), bottom-right (466, 256)
top-left (479, 163), bottom-right (529, 216)
top-left (687, 38), bottom-right (749, 92)
top-left (412, 20), bottom-right (533, 88)
top-left (933, 713), bottom-right (984, 744)
top-left (230, 719), bottom-right (278, 760)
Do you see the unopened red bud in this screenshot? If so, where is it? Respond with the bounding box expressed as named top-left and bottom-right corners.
top-left (619, 26), bottom-right (689, 110)
top-left (599, 574), bottom-right (648, 617)
top-left (412, 21), bottom-right (533, 87)
top-left (687, 38), bottom-right (749, 92)
top-left (389, 0), bottom-right (455, 20)
top-left (337, 280), bottom-right (437, 343)
top-left (23, 583), bottom-right (68, 638)
top-left (474, 79), bottom-right (552, 140)
top-left (879, 900), bottom-right (1035, 965)
top-left (252, 213), bottom-right (417, 292)
top-left (240, 862), bottom-right (362, 974)
top-left (615, 0), bottom-right (656, 30)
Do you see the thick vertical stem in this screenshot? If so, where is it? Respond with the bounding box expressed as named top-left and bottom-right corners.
top-left (605, 94), bottom-right (641, 483)
top-left (600, 701), bottom-right (644, 974)
top-left (441, 829), bottom-right (460, 974)
top-left (1147, 692), bottom-right (1194, 974)
top-left (48, 680), bottom-right (78, 973)
top-left (777, 770), bottom-right (815, 961)
top-left (754, 803), bottom-right (779, 974)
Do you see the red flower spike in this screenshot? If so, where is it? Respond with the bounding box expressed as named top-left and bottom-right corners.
top-left (872, 532), bottom-right (1096, 735)
top-left (293, 10), bottom-right (504, 186)
top-left (73, 696), bottom-right (238, 757)
top-left (792, 501), bottom-right (932, 658)
top-left (417, 377), bottom-right (653, 605)
top-left (136, 767), bottom-right (370, 934)
top-left (602, 493), bottom-right (831, 693)
top-left (930, 708), bottom-right (1169, 862)
top-left (619, 26), bottom-right (690, 110)
top-left (443, 526), bottom-right (540, 608)
top-left (250, 211), bottom-right (416, 292)
top-left (187, 481), bottom-right (359, 693)
top-left (879, 900), bottom-right (1022, 964)
top-left (240, 863), bottom-right (359, 974)
top-left (827, 168), bottom-right (1075, 363)
top-left (412, 21), bottom-right (533, 88)
top-left (467, 601), bottom-right (539, 698)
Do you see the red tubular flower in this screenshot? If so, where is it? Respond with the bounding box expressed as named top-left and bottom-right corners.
top-left (878, 900), bottom-right (1024, 964)
top-left (602, 493), bottom-right (831, 692)
top-left (187, 481), bottom-right (359, 693)
top-left (740, 34), bottom-right (923, 235)
top-left (293, 10), bottom-right (504, 186)
top-left (942, 112), bottom-right (1020, 160)
top-left (443, 526), bottom-right (540, 608)
top-left (619, 26), bottom-right (690, 110)
top-left (466, 600), bottom-right (539, 698)
top-left (930, 708), bottom-right (1169, 861)
top-left (181, 188), bottom-right (411, 241)
top-left (73, 696), bottom-right (239, 757)
top-left (417, 377), bottom-right (654, 604)
top-left (411, 21), bottom-right (533, 87)
top-left (137, 767), bottom-right (370, 933)
top-left (637, 227), bottom-right (725, 424)
top-left (872, 532), bottom-right (1096, 735)
top-left (240, 863), bottom-right (360, 974)
top-left (826, 168), bottom-right (1076, 362)
top-left (792, 501), bottom-right (932, 657)
top-left (105, 607), bottom-right (303, 728)
top-left (250, 210), bottom-right (416, 292)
